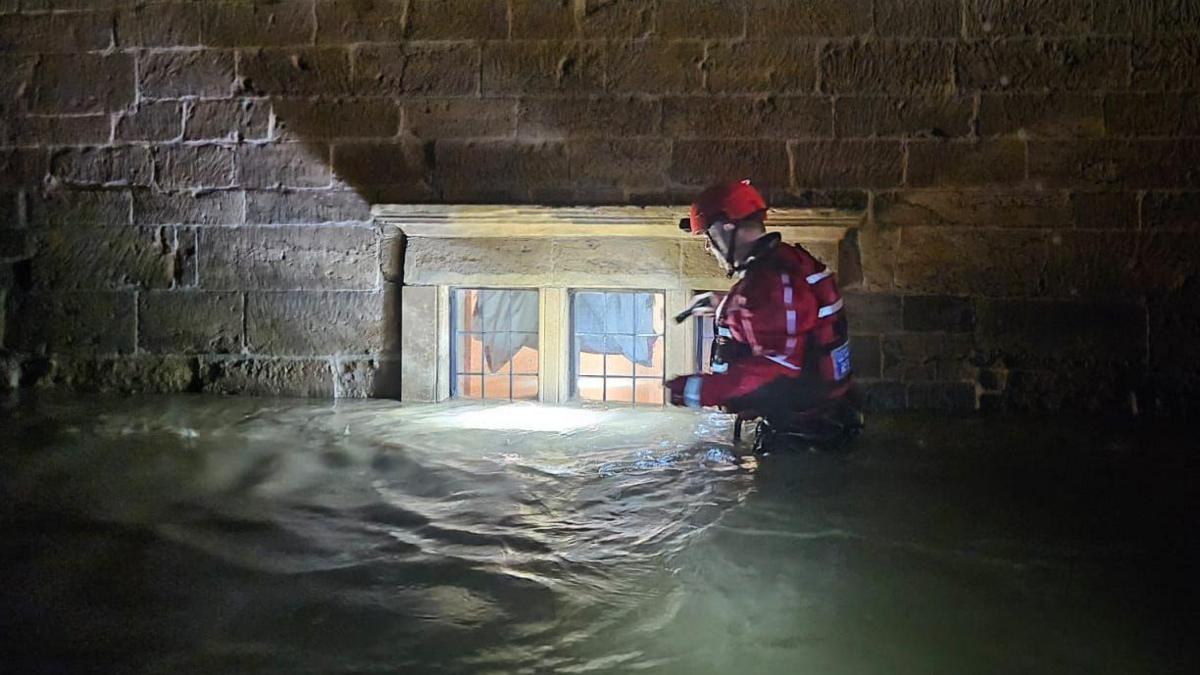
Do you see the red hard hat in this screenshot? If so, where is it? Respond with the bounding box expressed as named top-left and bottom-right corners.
top-left (686, 180), bottom-right (767, 235)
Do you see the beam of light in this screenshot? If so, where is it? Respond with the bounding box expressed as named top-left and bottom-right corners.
top-left (447, 404), bottom-right (608, 433)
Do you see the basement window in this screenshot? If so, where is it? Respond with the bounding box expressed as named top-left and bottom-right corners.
top-left (571, 290), bottom-right (666, 406)
top-left (452, 288), bottom-right (540, 401)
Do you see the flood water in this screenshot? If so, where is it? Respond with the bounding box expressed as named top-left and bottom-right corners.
top-left (1, 396), bottom-right (1197, 674)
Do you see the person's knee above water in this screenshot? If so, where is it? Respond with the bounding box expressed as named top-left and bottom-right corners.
top-left (664, 180), bottom-right (857, 436)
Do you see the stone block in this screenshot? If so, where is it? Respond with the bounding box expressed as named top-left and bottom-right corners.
top-left (907, 382), bottom-right (977, 412)
top-left (1071, 192), bottom-right (1137, 229)
top-left (670, 140), bottom-right (789, 190)
top-left (116, 2), bottom-right (203, 47)
top-left (843, 292), bottom-right (903, 334)
top-left (115, 102), bottom-right (184, 143)
top-left (849, 334), bottom-right (881, 378)
top-left (30, 53), bottom-right (134, 114)
top-left (201, 357), bottom-right (332, 397)
top-left (401, 285), bottom-right (437, 402)
top-left (1142, 192), bottom-right (1200, 231)
top-left (553, 237), bottom-right (679, 279)
top-left (568, 138), bottom-right (670, 194)
top-left (436, 140), bottom-right (570, 202)
top-left (998, 367), bottom-right (1131, 413)
top-left (245, 190), bottom-right (370, 225)
top-left (853, 221), bottom-right (901, 292)
top-left (1131, 38), bottom-right (1200, 90)
top-left (406, 0), bottom-right (507, 39)
top-left (884, 334), bottom-right (948, 381)
top-left (875, 0), bottom-right (961, 37)
top-left (822, 41), bottom-right (953, 95)
top-left (50, 147), bottom-right (152, 187)
top-left (858, 380), bottom-right (907, 411)
top-left (1044, 230), bottom-right (1140, 298)
top-left (511, 0), bottom-right (577, 38)
top-left (335, 357), bottom-right (393, 398)
top-left (580, 0), bottom-right (655, 37)
top-left (242, 47), bottom-right (352, 97)
top-left (956, 39), bottom-right (1129, 92)
top-left (0, 11), bottom-right (111, 53)
top-left (896, 228), bottom-right (1047, 296)
top-left (3, 114), bottom-right (112, 146)
top-left (247, 290), bottom-right (384, 356)
top-left (0, 191), bottom-right (19, 229)
top-left (791, 140), bottom-right (903, 189)
top-left (273, 98), bottom-right (400, 141)
top-left (978, 94), bottom-right (1104, 138)
top-left (964, 0), bottom-right (1093, 37)
top-left (1131, 232), bottom-right (1200, 294)
top-left (237, 143), bottom-right (332, 189)
top-left (140, 50), bottom-right (236, 99)
top-left (607, 40), bottom-right (704, 94)
top-left (404, 237), bottom-right (553, 285)
top-left (26, 189), bottom-right (131, 228)
top-left (521, 96), bottom-right (661, 139)
top-left (908, 140), bottom-right (1026, 187)
top-left (184, 99), bottom-right (271, 142)
top-left (1103, 93), bottom-right (1194, 137)
top-left (483, 41), bottom-right (604, 95)
top-left (1147, 281), bottom-right (1200, 415)
top-left (153, 145), bottom-right (235, 190)
top-left (355, 43), bottom-right (479, 96)
top-left (680, 239), bottom-right (725, 279)
top-left (747, 0), bottom-right (871, 37)
top-left (316, 0), bottom-right (406, 43)
top-left (834, 95), bottom-right (971, 139)
top-left (875, 190), bottom-right (1071, 228)
top-left (6, 291), bottom-right (134, 355)
top-left (39, 356), bottom-right (198, 394)
top-left (904, 295), bottom-right (976, 333)
top-left (974, 298), bottom-right (1147, 369)
top-left (658, 0), bottom-right (745, 38)
top-left (664, 95), bottom-right (830, 139)
top-left (706, 41), bottom-right (817, 94)
top-left (0, 149), bottom-right (46, 188)
top-left (199, 225), bottom-right (378, 291)
top-left (139, 290), bottom-right (242, 354)
top-left (0, 228), bottom-right (25, 258)
top-left (201, 0), bottom-right (315, 47)
top-left (29, 226), bottom-right (178, 291)
top-left (331, 141), bottom-right (430, 196)
top-left (1028, 140), bottom-right (1200, 189)
top-left (133, 190), bottom-right (244, 226)
top-left (406, 98), bottom-right (517, 139)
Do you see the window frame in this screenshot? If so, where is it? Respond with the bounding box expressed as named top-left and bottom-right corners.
top-left (449, 286), bottom-right (542, 402)
top-left (568, 288), bottom-right (668, 407)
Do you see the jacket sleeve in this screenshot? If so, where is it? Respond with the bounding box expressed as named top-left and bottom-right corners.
top-left (666, 357), bottom-right (797, 409)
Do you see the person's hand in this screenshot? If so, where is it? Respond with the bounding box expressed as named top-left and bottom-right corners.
top-left (673, 292), bottom-right (725, 323)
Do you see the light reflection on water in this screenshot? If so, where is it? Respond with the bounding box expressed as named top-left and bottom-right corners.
top-left (0, 396), bottom-right (1196, 674)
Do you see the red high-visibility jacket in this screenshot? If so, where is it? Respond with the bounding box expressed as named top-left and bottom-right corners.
top-left (667, 235), bottom-right (852, 411)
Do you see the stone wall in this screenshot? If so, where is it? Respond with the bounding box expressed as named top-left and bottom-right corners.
top-left (2, 0), bottom-right (1198, 414)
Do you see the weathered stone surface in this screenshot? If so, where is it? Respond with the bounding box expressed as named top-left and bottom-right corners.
top-left (1130, 232), bottom-right (1200, 294)
top-left (237, 143), bottom-right (332, 189)
top-left (577, 0), bottom-right (653, 37)
top-left (834, 95), bottom-right (971, 138)
top-left (680, 239), bottom-right (725, 279)
top-left (153, 145), bottom-right (235, 189)
top-left (904, 295), bottom-right (976, 333)
top-left (554, 238), bottom-right (679, 278)
top-left (30, 226), bottom-right (179, 290)
top-left (849, 334), bottom-right (882, 378)
top-left (1143, 192), bottom-right (1200, 231)
top-left (316, 0), bottom-right (406, 44)
top-left (511, 0), bottom-right (577, 39)
top-left (896, 228), bottom-right (1047, 296)
top-left (401, 285), bottom-right (437, 402)
top-left (997, 367), bottom-right (1133, 413)
top-left (202, 357), bottom-right (332, 397)
top-left (0, 228), bottom-right (25, 258)
top-left (133, 190), bottom-right (243, 226)
top-left (140, 50), bottom-right (236, 99)
top-left (665, 95), bottom-right (830, 139)
top-left (30, 54), bottom-right (134, 114)
top-left (822, 41), bottom-right (953, 95)
top-left (607, 40), bottom-right (705, 93)
top-left (747, 0), bottom-right (870, 37)
top-left (483, 41), bottom-right (604, 95)
top-left (331, 141), bottom-right (430, 196)
top-left (876, 0), bottom-right (961, 37)
top-left (975, 299), bottom-right (1147, 368)
top-left (115, 102), bottom-right (184, 143)
top-left (242, 48), bottom-right (352, 97)
top-left (273, 98), bottom-right (400, 141)
top-left (247, 291), bottom-right (384, 356)
top-left (1147, 280), bottom-right (1200, 415)
top-left (355, 43), bottom-right (479, 96)
top-left (521, 96), bottom-right (660, 139)
top-left (7, 291), bottom-right (134, 355)
top-left (876, 190), bottom-right (1071, 228)
top-left (1103, 93), bottom-right (1196, 137)
top-left (201, 0), bottom-right (315, 47)
top-left (907, 382), bottom-right (977, 412)
top-left (956, 39), bottom-right (1129, 92)
top-left (858, 380), bottom-right (907, 411)
top-left (908, 140), bottom-right (1027, 187)
top-left (407, 98), bottom-right (517, 139)
top-left (199, 226), bottom-right (378, 291)
top-left (1044, 230), bottom-right (1140, 298)
top-left (843, 292), bottom-right (903, 333)
top-left (791, 140), bottom-right (903, 188)
top-left (0, 10), bottom-right (111, 53)
top-left (568, 138), bottom-right (670, 195)
top-left (139, 290), bottom-right (242, 354)
top-left (37, 356), bottom-right (198, 394)
top-left (978, 94), bottom-right (1104, 137)
top-left (436, 140), bottom-right (570, 202)
top-left (1028, 140), bottom-right (1200, 189)
top-left (406, 0), bottom-right (507, 39)
top-left (184, 99), bottom-right (271, 142)
top-left (659, 0), bottom-right (745, 38)
top-left (116, 2), bottom-right (203, 47)
top-left (707, 41), bottom-right (817, 94)
top-left (884, 334), bottom-right (969, 381)
top-left (0, 149), bottom-right (46, 188)
top-left (671, 140), bottom-right (789, 189)
top-left (964, 0), bottom-right (1093, 37)
top-left (1071, 191), bottom-right (1137, 229)
top-left (335, 357), bottom-right (393, 398)
top-left (50, 147), bottom-right (151, 187)
top-left (1131, 38), bottom-right (1200, 90)
top-left (3, 114), bottom-right (111, 146)
top-left (26, 189), bottom-right (131, 228)
top-left (405, 237), bottom-right (553, 285)
top-left (246, 190), bottom-right (370, 225)
top-left (853, 221), bottom-right (901, 291)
